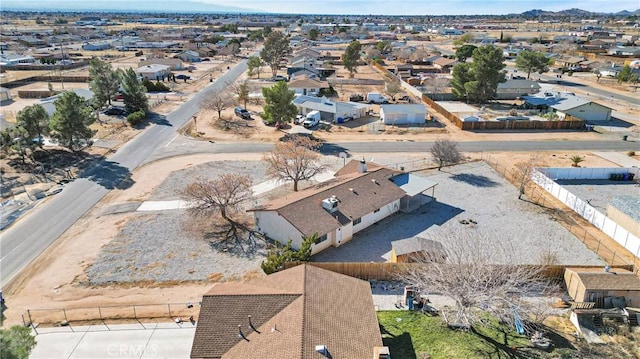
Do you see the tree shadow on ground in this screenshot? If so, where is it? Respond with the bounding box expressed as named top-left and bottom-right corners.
top-left (380, 325), bottom-right (417, 359)
top-left (79, 160), bottom-right (135, 190)
top-left (470, 326), bottom-right (540, 359)
top-left (449, 173), bottom-right (500, 187)
top-left (319, 142), bottom-right (350, 157)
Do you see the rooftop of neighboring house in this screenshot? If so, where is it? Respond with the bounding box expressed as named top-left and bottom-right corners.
top-left (190, 264), bottom-right (382, 359)
top-left (287, 74), bottom-right (329, 89)
top-left (566, 267), bottom-right (640, 291)
top-left (523, 92), bottom-right (611, 111)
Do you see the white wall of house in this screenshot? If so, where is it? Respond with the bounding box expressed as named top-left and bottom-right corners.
top-left (293, 87), bottom-right (320, 96)
top-left (329, 199), bottom-right (400, 248)
top-left (561, 103), bottom-right (611, 121)
top-left (254, 211), bottom-right (304, 248)
top-left (381, 109), bottom-right (426, 125)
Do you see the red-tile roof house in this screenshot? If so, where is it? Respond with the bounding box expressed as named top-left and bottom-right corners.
top-left (249, 160), bottom-right (437, 255)
top-left (190, 264), bottom-right (384, 359)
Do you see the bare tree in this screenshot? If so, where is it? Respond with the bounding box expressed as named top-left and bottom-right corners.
top-left (401, 230), bottom-right (554, 331)
top-left (204, 92), bottom-right (231, 120)
top-left (430, 139), bottom-right (462, 170)
top-left (262, 137), bottom-right (326, 191)
top-left (385, 78), bottom-right (403, 101)
top-left (513, 155), bottom-right (538, 200)
top-left (181, 174), bottom-right (259, 252)
top-left (228, 79), bottom-right (250, 108)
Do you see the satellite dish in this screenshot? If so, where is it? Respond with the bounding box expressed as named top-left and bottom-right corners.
top-left (339, 152), bottom-right (347, 159)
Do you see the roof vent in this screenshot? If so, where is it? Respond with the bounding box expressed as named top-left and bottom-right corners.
top-left (322, 197), bottom-right (339, 213)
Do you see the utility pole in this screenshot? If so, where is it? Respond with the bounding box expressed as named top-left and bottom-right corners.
top-left (59, 40), bottom-right (65, 89)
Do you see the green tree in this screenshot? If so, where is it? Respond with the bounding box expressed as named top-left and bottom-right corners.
top-left (261, 234), bottom-right (316, 274)
top-left (88, 57), bottom-right (121, 109)
top-left (375, 40), bottom-right (392, 54)
top-left (0, 325), bottom-right (36, 359)
top-left (450, 63), bottom-right (473, 100)
top-left (121, 68), bottom-right (149, 115)
top-left (308, 28), bottom-right (319, 41)
top-left (49, 91), bottom-right (96, 151)
top-left (0, 126), bottom-right (31, 164)
top-left (231, 79), bottom-right (250, 108)
top-left (617, 64), bottom-right (638, 83)
top-left (16, 104), bottom-right (49, 145)
top-left (260, 31), bottom-right (291, 78)
top-left (515, 50), bottom-right (552, 79)
top-left (246, 56), bottom-right (263, 79)
top-left (453, 45), bottom-right (505, 103)
top-left (261, 81), bottom-right (297, 126)
top-left (342, 40), bottom-right (362, 77)
top-left (455, 44), bottom-right (477, 62)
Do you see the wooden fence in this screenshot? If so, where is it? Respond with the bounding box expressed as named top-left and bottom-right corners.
top-left (284, 262), bottom-right (633, 281)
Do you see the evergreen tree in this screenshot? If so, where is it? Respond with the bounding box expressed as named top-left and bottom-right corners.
top-left (342, 40), bottom-right (362, 77)
top-left (515, 50), bottom-right (552, 79)
top-left (451, 45), bottom-right (505, 103)
top-left (246, 56), bottom-right (263, 78)
top-left (260, 31), bottom-right (291, 78)
top-left (261, 81), bottom-right (297, 126)
top-left (88, 57), bottom-right (121, 109)
top-left (121, 68), bottom-right (149, 114)
top-left (49, 92), bottom-right (96, 151)
top-left (16, 104), bottom-right (49, 145)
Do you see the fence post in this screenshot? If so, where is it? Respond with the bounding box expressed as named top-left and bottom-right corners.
top-left (611, 252), bottom-right (616, 265)
top-left (98, 307), bottom-right (103, 321)
top-left (27, 309), bottom-right (33, 326)
top-left (133, 305), bottom-right (137, 320)
top-left (168, 304), bottom-right (172, 319)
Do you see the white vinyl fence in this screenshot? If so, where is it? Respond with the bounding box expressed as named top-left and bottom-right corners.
top-left (532, 168), bottom-right (640, 257)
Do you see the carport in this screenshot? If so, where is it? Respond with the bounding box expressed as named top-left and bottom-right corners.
top-left (390, 173), bottom-right (438, 212)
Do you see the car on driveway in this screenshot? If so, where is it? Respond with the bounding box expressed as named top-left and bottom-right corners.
top-left (294, 114), bottom-right (305, 125)
top-left (102, 107), bottom-right (128, 116)
top-left (271, 75), bottom-right (288, 82)
top-left (176, 74), bottom-right (191, 80)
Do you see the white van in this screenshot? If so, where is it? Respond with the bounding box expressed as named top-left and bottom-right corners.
top-left (303, 111), bottom-right (321, 128)
top-left (366, 92), bottom-right (389, 104)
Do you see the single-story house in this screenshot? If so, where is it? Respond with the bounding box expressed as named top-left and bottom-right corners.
top-left (139, 58), bottom-right (184, 71)
top-left (380, 104), bottom-right (427, 125)
top-left (0, 53), bottom-right (35, 66)
top-left (0, 87), bottom-right (12, 102)
top-left (81, 42), bottom-right (112, 51)
top-left (522, 92), bottom-right (612, 122)
top-left (432, 57), bottom-right (457, 73)
top-left (608, 46), bottom-right (640, 57)
top-left (179, 50), bottom-right (201, 62)
top-left (39, 88), bottom-right (95, 116)
top-left (190, 264), bottom-right (386, 359)
top-left (287, 74), bottom-right (330, 96)
top-left (390, 237), bottom-right (447, 263)
top-left (293, 95), bottom-right (371, 122)
top-left (135, 64), bottom-right (171, 81)
top-left (564, 267), bottom-right (640, 308)
top-left (496, 79), bottom-right (541, 100)
top-left (249, 160), bottom-right (437, 254)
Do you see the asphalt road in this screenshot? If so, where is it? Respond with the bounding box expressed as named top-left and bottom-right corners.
top-left (538, 73), bottom-right (640, 106)
top-left (0, 60), bottom-right (248, 288)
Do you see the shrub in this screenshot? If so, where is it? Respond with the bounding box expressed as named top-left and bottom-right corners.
top-left (126, 110), bottom-right (146, 126)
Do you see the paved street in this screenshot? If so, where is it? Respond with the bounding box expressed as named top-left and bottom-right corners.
top-left (0, 61), bottom-right (249, 288)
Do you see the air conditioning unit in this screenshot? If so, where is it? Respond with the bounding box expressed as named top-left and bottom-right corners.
top-left (321, 197), bottom-right (339, 213)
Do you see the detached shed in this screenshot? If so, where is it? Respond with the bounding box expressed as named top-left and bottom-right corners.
top-left (380, 104), bottom-right (427, 125)
top-left (0, 87), bottom-right (12, 102)
top-left (390, 237), bottom-right (446, 263)
top-left (564, 267), bottom-right (640, 308)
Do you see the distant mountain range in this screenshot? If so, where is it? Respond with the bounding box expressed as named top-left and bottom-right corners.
top-left (519, 7), bottom-right (640, 17)
top-left (1, 0), bottom-right (261, 13)
top-left (1, 1), bottom-right (638, 17)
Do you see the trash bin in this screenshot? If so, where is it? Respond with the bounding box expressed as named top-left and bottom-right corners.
top-left (622, 135), bottom-right (628, 141)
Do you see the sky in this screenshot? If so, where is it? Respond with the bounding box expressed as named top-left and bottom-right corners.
top-left (199, 0), bottom-right (639, 15)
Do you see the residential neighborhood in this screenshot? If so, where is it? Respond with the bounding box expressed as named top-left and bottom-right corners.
top-left (0, 3), bottom-right (639, 359)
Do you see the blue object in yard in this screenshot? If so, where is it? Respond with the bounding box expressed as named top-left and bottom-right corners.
top-left (514, 310), bottom-right (525, 335)
top-left (407, 295), bottom-right (414, 310)
top-left (337, 117), bottom-right (344, 124)
top-left (623, 173), bottom-right (630, 181)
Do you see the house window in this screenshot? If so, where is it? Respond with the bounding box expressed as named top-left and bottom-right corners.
top-left (353, 217), bottom-right (362, 225)
top-left (314, 234), bottom-right (327, 244)
top-left (374, 208), bottom-right (380, 213)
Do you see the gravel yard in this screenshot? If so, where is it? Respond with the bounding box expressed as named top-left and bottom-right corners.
top-left (313, 161), bottom-right (605, 266)
top-left (555, 179), bottom-right (640, 215)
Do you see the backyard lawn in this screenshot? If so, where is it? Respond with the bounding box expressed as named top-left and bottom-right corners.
top-left (378, 311), bottom-right (540, 359)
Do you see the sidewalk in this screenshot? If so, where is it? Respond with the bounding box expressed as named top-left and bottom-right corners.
top-left (30, 322), bottom-right (196, 359)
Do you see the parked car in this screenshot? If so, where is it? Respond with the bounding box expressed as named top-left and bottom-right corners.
top-left (102, 106), bottom-right (128, 116)
top-left (176, 74), bottom-right (191, 80)
top-left (234, 106), bottom-right (251, 119)
top-left (112, 93), bottom-right (124, 101)
top-left (366, 92), bottom-right (389, 104)
top-left (349, 94), bottom-right (364, 102)
top-left (294, 114), bottom-right (305, 125)
top-left (271, 75), bottom-right (288, 82)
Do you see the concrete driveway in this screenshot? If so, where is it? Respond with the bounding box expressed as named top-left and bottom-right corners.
top-left (30, 322), bottom-right (195, 359)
